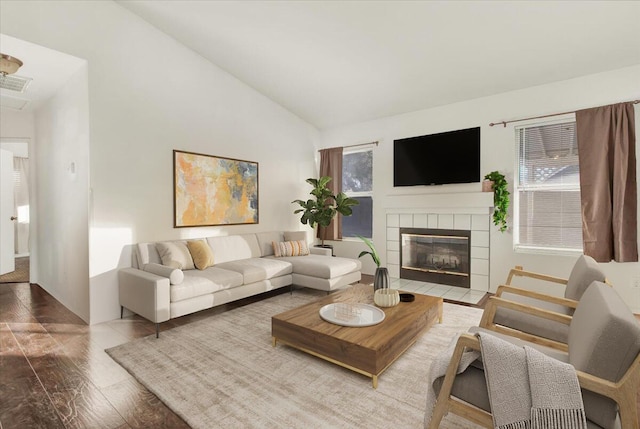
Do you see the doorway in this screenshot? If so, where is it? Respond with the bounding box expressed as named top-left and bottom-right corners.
top-left (0, 139), bottom-right (30, 283)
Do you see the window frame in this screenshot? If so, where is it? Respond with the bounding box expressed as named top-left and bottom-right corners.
top-left (513, 116), bottom-right (583, 256)
top-left (341, 146), bottom-right (374, 240)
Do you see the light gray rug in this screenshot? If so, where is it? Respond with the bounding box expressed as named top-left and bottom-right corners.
top-left (106, 289), bottom-right (484, 428)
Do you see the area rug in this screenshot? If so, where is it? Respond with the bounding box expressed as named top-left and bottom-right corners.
top-left (106, 289), bottom-right (484, 428)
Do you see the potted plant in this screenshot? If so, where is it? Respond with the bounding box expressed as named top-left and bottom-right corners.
top-left (356, 235), bottom-right (390, 291)
top-left (357, 236), bottom-right (399, 306)
top-left (292, 176), bottom-right (359, 248)
top-left (484, 171), bottom-right (510, 232)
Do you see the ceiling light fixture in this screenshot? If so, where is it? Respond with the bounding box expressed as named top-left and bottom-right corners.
top-left (0, 54), bottom-right (23, 76)
top-left (0, 54), bottom-right (31, 93)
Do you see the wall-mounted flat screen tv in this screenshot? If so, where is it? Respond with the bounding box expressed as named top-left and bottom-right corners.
top-left (394, 127), bottom-right (480, 187)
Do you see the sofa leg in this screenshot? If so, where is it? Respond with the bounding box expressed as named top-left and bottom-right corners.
top-left (290, 284), bottom-right (294, 295)
top-left (120, 306), bottom-right (123, 319)
top-left (155, 323), bottom-right (160, 338)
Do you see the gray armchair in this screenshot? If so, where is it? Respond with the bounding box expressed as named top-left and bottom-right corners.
top-left (483, 255), bottom-right (606, 348)
top-left (428, 281), bottom-right (640, 429)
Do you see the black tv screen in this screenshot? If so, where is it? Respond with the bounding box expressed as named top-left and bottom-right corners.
top-left (394, 127), bottom-right (480, 187)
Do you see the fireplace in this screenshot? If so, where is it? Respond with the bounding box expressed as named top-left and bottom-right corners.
top-left (399, 228), bottom-right (471, 288)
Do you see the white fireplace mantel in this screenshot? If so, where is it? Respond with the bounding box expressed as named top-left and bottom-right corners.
top-left (382, 191), bottom-right (494, 215)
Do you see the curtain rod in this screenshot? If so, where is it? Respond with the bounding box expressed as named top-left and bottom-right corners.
top-left (318, 141), bottom-right (379, 152)
top-left (489, 99), bottom-right (640, 128)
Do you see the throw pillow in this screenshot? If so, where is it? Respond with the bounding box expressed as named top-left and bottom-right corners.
top-left (156, 241), bottom-right (195, 270)
top-left (284, 231), bottom-right (308, 242)
top-left (272, 240), bottom-right (310, 258)
top-left (187, 240), bottom-right (215, 270)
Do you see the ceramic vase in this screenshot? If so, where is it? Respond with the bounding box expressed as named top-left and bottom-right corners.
top-left (374, 288), bottom-right (400, 307)
top-left (373, 267), bottom-right (390, 291)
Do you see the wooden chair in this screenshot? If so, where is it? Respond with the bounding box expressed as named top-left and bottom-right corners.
top-left (485, 255), bottom-right (607, 346)
top-left (428, 281), bottom-right (640, 429)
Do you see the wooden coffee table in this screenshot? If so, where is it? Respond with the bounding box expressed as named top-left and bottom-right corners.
top-left (271, 283), bottom-right (443, 388)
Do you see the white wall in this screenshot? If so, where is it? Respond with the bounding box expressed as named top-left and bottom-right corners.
top-left (321, 65), bottom-right (640, 312)
top-left (1, 1), bottom-right (319, 323)
top-left (0, 109), bottom-right (34, 139)
top-left (33, 65), bottom-right (90, 322)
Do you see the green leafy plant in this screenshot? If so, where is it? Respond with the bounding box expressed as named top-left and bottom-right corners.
top-left (292, 177), bottom-right (359, 246)
top-left (356, 235), bottom-right (380, 267)
top-left (484, 171), bottom-right (510, 232)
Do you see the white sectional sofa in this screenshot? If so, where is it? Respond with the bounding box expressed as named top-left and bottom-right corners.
top-left (118, 231), bottom-right (362, 336)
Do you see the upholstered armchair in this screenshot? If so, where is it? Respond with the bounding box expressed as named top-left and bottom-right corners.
top-left (427, 281), bottom-right (640, 429)
top-left (482, 255), bottom-right (606, 349)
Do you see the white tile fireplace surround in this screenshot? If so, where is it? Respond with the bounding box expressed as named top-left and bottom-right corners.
top-left (385, 192), bottom-right (493, 292)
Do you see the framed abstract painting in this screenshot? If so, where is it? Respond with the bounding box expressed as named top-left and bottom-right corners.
top-left (173, 150), bottom-right (259, 227)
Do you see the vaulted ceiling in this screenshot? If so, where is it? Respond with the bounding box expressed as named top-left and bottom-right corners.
top-left (6, 1), bottom-right (628, 129)
top-left (117, 1), bottom-right (640, 129)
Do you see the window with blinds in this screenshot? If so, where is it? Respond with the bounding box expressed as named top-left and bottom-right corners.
top-left (342, 148), bottom-right (373, 238)
top-left (515, 120), bottom-right (583, 252)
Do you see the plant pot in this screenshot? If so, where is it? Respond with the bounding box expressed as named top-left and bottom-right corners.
top-left (373, 267), bottom-right (390, 291)
top-left (482, 180), bottom-right (494, 192)
top-left (374, 288), bottom-right (400, 308)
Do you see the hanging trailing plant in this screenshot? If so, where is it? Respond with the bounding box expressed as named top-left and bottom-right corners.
top-left (484, 171), bottom-right (510, 232)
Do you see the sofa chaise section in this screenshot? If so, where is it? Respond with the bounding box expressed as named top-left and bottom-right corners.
top-left (278, 254), bottom-right (361, 291)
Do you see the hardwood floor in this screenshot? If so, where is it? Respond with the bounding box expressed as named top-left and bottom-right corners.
top-left (1, 282), bottom-right (190, 428)
top-left (1, 282), bottom-right (295, 428)
top-left (0, 257), bottom-right (29, 283)
top-left (1, 280), bottom-right (639, 428)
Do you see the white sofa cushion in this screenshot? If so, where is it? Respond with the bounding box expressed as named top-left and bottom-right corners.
top-left (172, 267), bottom-right (244, 302)
top-left (277, 254), bottom-right (362, 279)
top-left (215, 258), bottom-right (293, 284)
top-left (156, 241), bottom-right (195, 270)
top-left (292, 271), bottom-right (361, 292)
top-left (207, 234), bottom-right (261, 264)
top-left (255, 231), bottom-right (284, 257)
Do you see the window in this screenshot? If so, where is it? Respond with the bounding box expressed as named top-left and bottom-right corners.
top-left (342, 148), bottom-right (373, 238)
top-left (515, 120), bottom-right (583, 253)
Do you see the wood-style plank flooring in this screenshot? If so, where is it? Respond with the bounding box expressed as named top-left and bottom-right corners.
top-left (0, 282), bottom-right (295, 428)
top-left (1, 279), bottom-right (639, 428)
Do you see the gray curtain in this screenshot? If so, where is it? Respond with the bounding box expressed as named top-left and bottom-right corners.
top-left (318, 147), bottom-right (343, 241)
top-left (576, 102), bottom-right (638, 262)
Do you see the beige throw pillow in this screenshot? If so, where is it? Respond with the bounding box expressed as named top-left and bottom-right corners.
top-left (272, 240), bottom-right (310, 257)
top-left (187, 240), bottom-right (215, 270)
top-left (156, 241), bottom-right (195, 270)
top-left (284, 231), bottom-right (308, 242)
